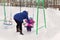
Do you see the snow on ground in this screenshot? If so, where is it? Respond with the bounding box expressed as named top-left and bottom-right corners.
top-left (0, 6), bottom-right (60, 40)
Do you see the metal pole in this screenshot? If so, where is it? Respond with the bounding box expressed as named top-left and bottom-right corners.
top-left (3, 0), bottom-right (7, 22)
top-left (20, 0), bottom-right (21, 12)
top-left (36, 0), bottom-right (40, 35)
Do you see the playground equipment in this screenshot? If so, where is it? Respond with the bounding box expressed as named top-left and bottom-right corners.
top-left (3, 0), bottom-right (12, 25)
top-left (36, 0), bottom-right (46, 35)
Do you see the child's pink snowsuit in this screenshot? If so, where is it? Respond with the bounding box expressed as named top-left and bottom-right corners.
top-left (25, 19), bottom-right (35, 27)
top-left (25, 18), bottom-right (35, 31)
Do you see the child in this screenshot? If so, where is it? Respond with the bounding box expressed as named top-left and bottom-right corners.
top-left (24, 17), bottom-right (35, 32)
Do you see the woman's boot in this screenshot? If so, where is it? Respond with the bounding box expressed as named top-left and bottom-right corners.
top-left (20, 30), bottom-right (24, 35)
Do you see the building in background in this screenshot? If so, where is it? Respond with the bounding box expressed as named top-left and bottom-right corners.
top-left (0, 0), bottom-right (60, 9)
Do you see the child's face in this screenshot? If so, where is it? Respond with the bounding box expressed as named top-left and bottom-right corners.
top-left (30, 18), bottom-right (33, 20)
top-left (29, 17), bottom-right (32, 19)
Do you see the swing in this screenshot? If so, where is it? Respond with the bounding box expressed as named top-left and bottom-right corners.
top-left (3, 0), bottom-right (12, 25)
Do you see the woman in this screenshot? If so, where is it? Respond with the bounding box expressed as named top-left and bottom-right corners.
top-left (14, 11), bottom-right (29, 35)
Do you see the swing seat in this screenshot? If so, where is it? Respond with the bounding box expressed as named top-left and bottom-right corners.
top-left (3, 21), bottom-right (12, 25)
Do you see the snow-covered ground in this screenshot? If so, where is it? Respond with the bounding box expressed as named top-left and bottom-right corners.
top-left (0, 6), bottom-right (60, 40)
